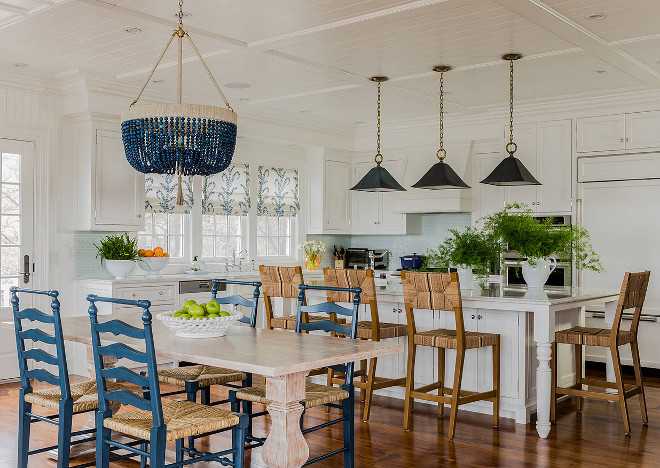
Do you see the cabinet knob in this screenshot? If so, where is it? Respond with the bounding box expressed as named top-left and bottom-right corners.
top-left (620, 138), bottom-right (624, 142)
top-left (132, 293), bottom-right (136, 297)
top-left (626, 138), bottom-right (630, 142)
top-left (398, 308), bottom-right (402, 314)
top-left (137, 214), bottom-right (141, 218)
top-left (471, 314), bottom-right (476, 319)
top-left (325, 221), bottom-right (329, 224)
top-left (159, 291), bottom-right (163, 295)
top-left (393, 308), bottom-right (397, 313)
top-left (478, 315), bottom-right (482, 320)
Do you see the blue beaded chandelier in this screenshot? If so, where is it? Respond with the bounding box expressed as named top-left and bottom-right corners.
top-left (121, 0), bottom-right (237, 205)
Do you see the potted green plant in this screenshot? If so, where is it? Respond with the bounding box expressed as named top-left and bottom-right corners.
top-left (94, 233), bottom-right (140, 279)
top-left (482, 203), bottom-right (603, 287)
top-left (427, 227), bottom-right (499, 289)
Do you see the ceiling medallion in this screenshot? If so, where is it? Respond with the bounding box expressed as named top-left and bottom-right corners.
top-left (481, 53), bottom-right (541, 186)
top-left (350, 77), bottom-right (406, 192)
top-left (121, 0), bottom-right (237, 205)
top-left (412, 65), bottom-right (469, 190)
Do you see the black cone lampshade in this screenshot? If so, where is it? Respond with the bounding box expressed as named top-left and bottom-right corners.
top-left (413, 160), bottom-right (470, 189)
top-left (481, 53), bottom-right (541, 187)
top-left (350, 76), bottom-right (406, 193)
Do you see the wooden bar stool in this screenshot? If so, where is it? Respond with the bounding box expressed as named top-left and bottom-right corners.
top-left (324, 268), bottom-right (408, 421)
top-left (551, 271), bottom-right (650, 433)
top-left (401, 271), bottom-right (500, 440)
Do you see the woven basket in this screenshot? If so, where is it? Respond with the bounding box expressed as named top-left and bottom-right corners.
top-left (156, 311), bottom-right (241, 338)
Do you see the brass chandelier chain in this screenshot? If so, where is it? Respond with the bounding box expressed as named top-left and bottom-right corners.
top-left (509, 57), bottom-right (515, 149)
top-left (376, 80), bottom-right (382, 165)
top-left (438, 70), bottom-right (445, 161)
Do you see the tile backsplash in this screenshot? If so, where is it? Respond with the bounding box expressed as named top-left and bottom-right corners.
top-left (308, 213), bottom-right (472, 270)
top-left (73, 231), bottom-right (116, 279)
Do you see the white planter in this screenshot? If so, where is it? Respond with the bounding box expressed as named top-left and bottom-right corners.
top-left (104, 259), bottom-right (136, 280)
top-left (521, 257), bottom-right (556, 288)
top-left (457, 267), bottom-right (474, 290)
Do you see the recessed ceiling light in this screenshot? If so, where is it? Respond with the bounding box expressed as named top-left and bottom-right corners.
top-left (12, 63), bottom-right (29, 68)
top-left (586, 13), bottom-right (607, 21)
top-left (124, 27), bottom-right (143, 34)
top-left (151, 79), bottom-right (166, 84)
top-left (224, 82), bottom-right (251, 89)
top-left (591, 69), bottom-right (607, 75)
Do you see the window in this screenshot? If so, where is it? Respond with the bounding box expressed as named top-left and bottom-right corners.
top-left (138, 212), bottom-right (185, 258)
top-left (202, 214), bottom-right (246, 259)
top-left (257, 216), bottom-right (294, 257)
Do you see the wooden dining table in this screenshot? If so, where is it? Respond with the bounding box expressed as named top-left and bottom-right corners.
top-left (27, 311), bottom-right (403, 468)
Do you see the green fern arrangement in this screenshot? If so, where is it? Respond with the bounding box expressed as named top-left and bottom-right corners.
top-left (94, 233), bottom-right (140, 263)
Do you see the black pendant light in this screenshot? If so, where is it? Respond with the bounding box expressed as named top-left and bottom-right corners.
top-left (413, 66), bottom-right (469, 189)
top-left (351, 77), bottom-right (406, 192)
top-left (481, 54), bottom-right (541, 186)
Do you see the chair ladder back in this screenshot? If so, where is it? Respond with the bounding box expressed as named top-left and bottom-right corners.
top-left (296, 284), bottom-right (362, 385)
top-left (87, 295), bottom-right (163, 426)
top-left (612, 271), bottom-right (651, 338)
top-left (260, 265), bottom-right (305, 328)
top-left (11, 287), bottom-right (70, 399)
top-left (212, 279), bottom-right (262, 327)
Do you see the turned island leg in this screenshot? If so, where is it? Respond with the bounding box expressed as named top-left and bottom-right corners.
top-left (534, 309), bottom-right (555, 439)
top-left (262, 371), bottom-right (309, 468)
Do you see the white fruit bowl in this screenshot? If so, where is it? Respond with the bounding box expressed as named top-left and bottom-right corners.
top-left (156, 311), bottom-right (242, 338)
top-left (137, 257), bottom-right (170, 278)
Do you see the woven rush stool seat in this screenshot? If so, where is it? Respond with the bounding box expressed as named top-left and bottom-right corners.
top-left (271, 314), bottom-right (347, 330)
top-left (354, 321), bottom-right (407, 340)
top-left (24, 380), bottom-right (140, 413)
top-left (555, 326), bottom-right (635, 347)
top-left (158, 365), bottom-right (246, 388)
top-left (414, 328), bottom-right (500, 350)
top-left (235, 382), bottom-right (350, 409)
top-left (104, 399), bottom-right (240, 442)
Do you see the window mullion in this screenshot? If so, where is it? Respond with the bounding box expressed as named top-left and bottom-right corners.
top-left (190, 175), bottom-right (203, 261)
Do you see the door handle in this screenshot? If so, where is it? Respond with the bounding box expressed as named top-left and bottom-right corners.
top-left (20, 255), bottom-right (30, 284)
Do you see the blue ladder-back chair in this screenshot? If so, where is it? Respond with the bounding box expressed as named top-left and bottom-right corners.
top-left (12, 287), bottom-right (138, 468)
top-left (157, 280), bottom-right (262, 449)
top-left (230, 284), bottom-right (361, 468)
top-left (88, 295), bottom-right (249, 468)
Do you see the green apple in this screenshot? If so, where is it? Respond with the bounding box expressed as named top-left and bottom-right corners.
top-left (182, 300), bottom-right (197, 312)
top-left (206, 300), bottom-right (220, 314)
top-left (207, 313), bottom-right (219, 319)
top-left (218, 311), bottom-right (230, 317)
top-left (179, 313), bottom-right (191, 320)
top-left (173, 310), bottom-right (185, 317)
top-left (199, 302), bottom-right (208, 312)
top-left (189, 304), bottom-right (205, 317)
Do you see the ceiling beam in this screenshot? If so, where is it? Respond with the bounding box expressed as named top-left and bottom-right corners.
top-left (493, 0), bottom-right (660, 87)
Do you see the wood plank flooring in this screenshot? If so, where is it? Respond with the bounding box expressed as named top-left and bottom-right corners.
top-left (1, 367), bottom-right (659, 467)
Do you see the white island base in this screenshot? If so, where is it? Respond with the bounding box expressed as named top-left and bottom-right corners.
top-left (300, 284), bottom-right (619, 438)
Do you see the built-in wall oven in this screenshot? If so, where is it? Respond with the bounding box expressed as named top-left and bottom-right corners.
top-left (504, 215), bottom-right (572, 287)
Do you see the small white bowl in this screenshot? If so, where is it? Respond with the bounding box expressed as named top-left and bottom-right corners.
top-left (138, 257), bottom-right (170, 278)
top-left (156, 311), bottom-right (242, 338)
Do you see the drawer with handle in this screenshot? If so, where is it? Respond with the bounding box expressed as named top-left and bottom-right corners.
top-left (117, 284), bottom-right (176, 303)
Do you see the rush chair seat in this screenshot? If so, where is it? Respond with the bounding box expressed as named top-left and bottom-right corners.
top-left (324, 268), bottom-right (408, 421)
top-left (230, 284), bottom-right (362, 467)
top-left (11, 287), bottom-right (140, 468)
top-left (260, 265), bottom-right (347, 330)
top-left (157, 280), bottom-right (262, 408)
top-left (87, 294), bottom-right (248, 467)
top-left (401, 272), bottom-right (500, 440)
top-left (551, 271), bottom-right (651, 434)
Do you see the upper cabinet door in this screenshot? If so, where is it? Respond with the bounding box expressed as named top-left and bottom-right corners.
top-left (94, 129), bottom-right (144, 227)
top-left (474, 151), bottom-right (507, 227)
top-left (576, 114), bottom-right (626, 153)
top-left (625, 111), bottom-right (660, 150)
top-left (323, 160), bottom-right (351, 231)
top-left (537, 120), bottom-right (572, 213)
top-left (351, 161), bottom-right (380, 233)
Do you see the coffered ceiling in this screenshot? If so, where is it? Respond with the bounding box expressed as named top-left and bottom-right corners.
top-left (0, 0), bottom-right (658, 126)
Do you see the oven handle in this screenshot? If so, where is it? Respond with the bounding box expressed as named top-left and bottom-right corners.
top-left (590, 311), bottom-right (657, 322)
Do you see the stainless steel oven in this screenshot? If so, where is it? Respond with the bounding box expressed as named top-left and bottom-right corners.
top-left (503, 214), bottom-right (573, 287)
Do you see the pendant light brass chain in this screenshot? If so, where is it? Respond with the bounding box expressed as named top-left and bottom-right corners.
top-left (375, 81), bottom-right (382, 165)
top-left (178, 0), bottom-right (184, 29)
top-left (437, 71), bottom-right (446, 161)
top-left (507, 58), bottom-right (517, 156)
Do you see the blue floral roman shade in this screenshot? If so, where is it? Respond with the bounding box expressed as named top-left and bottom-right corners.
top-left (145, 174), bottom-right (194, 214)
top-left (257, 166), bottom-right (300, 217)
top-left (202, 163), bottom-right (251, 216)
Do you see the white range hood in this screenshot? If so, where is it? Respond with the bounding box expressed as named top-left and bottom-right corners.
top-left (391, 142), bottom-right (473, 213)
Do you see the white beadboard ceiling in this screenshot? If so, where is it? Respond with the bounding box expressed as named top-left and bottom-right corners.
top-left (0, 0), bottom-right (658, 126)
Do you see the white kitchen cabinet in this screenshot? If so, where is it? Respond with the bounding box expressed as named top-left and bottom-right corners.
top-left (352, 159), bottom-right (420, 235)
top-left (306, 155), bottom-right (352, 234)
top-left (473, 147), bottom-right (507, 227)
top-left (72, 116), bottom-right (145, 231)
top-left (577, 111), bottom-right (660, 153)
top-left (506, 123), bottom-right (538, 210)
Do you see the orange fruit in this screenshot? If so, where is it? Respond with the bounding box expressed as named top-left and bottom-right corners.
top-left (154, 251), bottom-right (164, 257)
top-left (144, 250), bottom-right (154, 257)
top-left (163, 253), bottom-right (169, 257)
top-left (154, 247), bottom-right (164, 255)
top-left (138, 249), bottom-right (146, 257)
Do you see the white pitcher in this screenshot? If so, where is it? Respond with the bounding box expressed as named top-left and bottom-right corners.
top-left (521, 257), bottom-right (556, 288)
top-left (457, 266), bottom-right (474, 290)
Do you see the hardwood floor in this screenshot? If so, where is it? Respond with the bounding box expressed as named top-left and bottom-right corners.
top-left (1, 368), bottom-right (659, 467)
